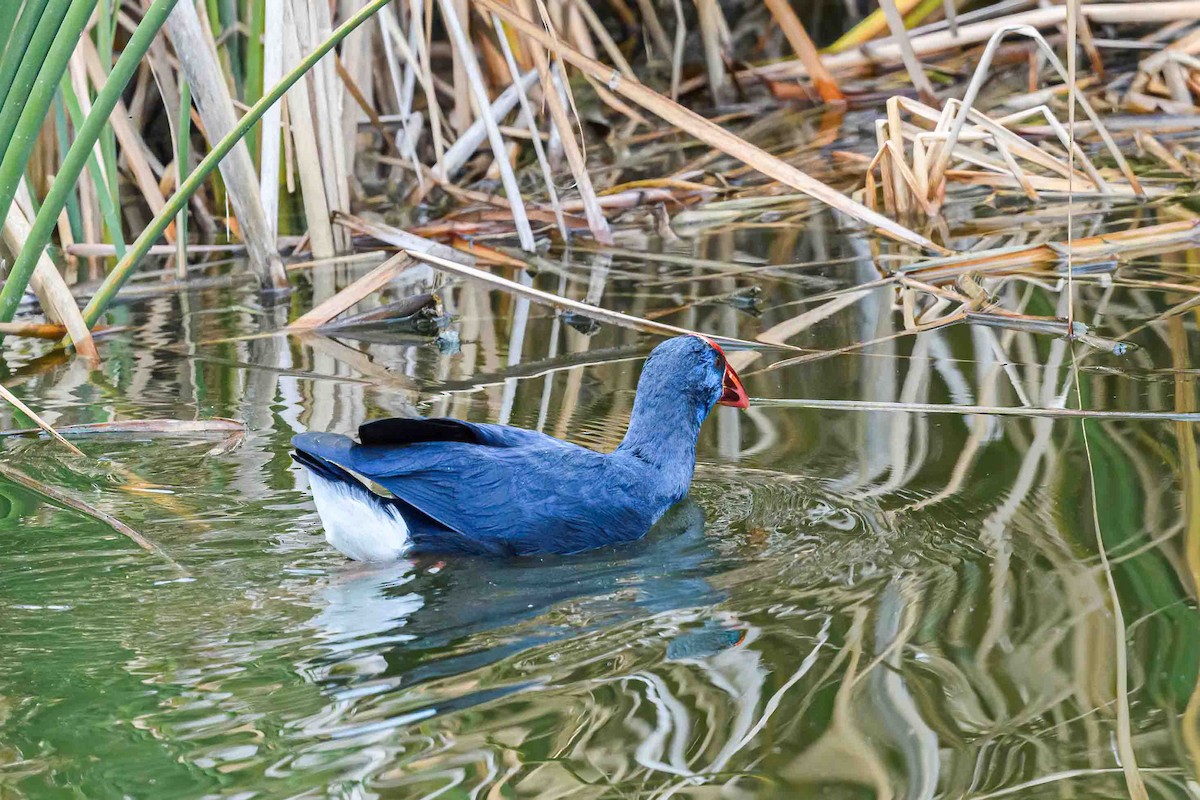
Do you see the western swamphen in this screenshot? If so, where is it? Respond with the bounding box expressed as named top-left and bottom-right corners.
top-left (292, 334), bottom-right (749, 560)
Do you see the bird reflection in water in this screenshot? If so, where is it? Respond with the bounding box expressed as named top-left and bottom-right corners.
top-left (302, 498), bottom-right (746, 709)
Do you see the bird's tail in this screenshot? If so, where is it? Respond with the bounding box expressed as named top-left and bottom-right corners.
top-left (292, 432), bottom-right (360, 484)
top-left (291, 447), bottom-right (361, 487)
top-left (292, 432), bottom-right (411, 561)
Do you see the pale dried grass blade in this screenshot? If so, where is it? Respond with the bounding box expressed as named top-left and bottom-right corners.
top-left (436, 0), bottom-right (535, 252)
top-left (755, 398), bottom-right (1200, 422)
top-left (281, 4), bottom-right (336, 260)
top-left (439, 69), bottom-right (539, 178)
top-left (879, 0), bottom-right (938, 103)
top-left (492, 16), bottom-right (567, 239)
top-left (259, 0), bottom-right (285, 244)
top-left (926, 24), bottom-right (1141, 197)
top-left (763, 2), bottom-right (1200, 81)
top-left (332, 211), bottom-right (472, 264)
top-left (514, 0), bottom-right (613, 244)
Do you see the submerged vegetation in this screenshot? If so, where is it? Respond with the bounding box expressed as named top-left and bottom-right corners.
top-left (4, 0), bottom-right (1200, 796)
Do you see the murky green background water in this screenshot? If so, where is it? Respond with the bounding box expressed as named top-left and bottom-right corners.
top-left (3, 196), bottom-right (1200, 797)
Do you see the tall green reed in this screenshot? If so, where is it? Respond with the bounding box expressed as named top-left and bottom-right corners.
top-left (0, 0), bottom-right (179, 324)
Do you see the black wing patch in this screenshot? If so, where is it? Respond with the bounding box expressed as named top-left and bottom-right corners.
top-left (358, 417), bottom-right (482, 447)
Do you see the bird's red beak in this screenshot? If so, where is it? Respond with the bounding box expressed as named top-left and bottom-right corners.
top-left (719, 362), bottom-right (750, 408)
top-left (696, 335), bottom-right (750, 409)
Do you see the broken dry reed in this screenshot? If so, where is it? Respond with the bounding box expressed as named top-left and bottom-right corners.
top-left (0, 383), bottom-right (84, 456)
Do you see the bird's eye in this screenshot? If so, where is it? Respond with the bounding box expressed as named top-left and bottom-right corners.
top-left (714, 350), bottom-right (726, 371)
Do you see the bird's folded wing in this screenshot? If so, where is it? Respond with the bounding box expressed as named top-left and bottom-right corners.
top-left (342, 442), bottom-right (647, 554)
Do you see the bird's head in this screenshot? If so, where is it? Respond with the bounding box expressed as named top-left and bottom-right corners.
top-left (637, 335), bottom-right (750, 421)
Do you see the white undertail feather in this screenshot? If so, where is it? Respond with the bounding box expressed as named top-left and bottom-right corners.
top-left (308, 472), bottom-right (410, 562)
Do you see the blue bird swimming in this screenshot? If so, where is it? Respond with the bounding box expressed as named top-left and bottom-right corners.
top-left (292, 334), bottom-right (749, 560)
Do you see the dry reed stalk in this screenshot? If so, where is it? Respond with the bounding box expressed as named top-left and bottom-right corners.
top-left (924, 25), bottom-right (1142, 199)
top-left (764, 0), bottom-right (844, 103)
top-left (332, 211), bottom-right (472, 264)
top-left (631, 0), bottom-right (671, 61)
top-left (281, 2), bottom-right (336, 259)
top-left (3, 199), bottom-right (99, 362)
top-left (258, 0), bottom-right (284, 244)
top-left (407, 0), bottom-right (449, 176)
top-left (0, 322), bottom-right (121, 340)
top-left (439, 69), bottom-right (538, 177)
top-left (164, 0), bottom-right (286, 287)
top-left (338, 0), bottom-right (375, 177)
top-left (903, 220), bottom-right (1200, 281)
top-left (481, 0), bottom-right (941, 252)
top-left (693, 0), bottom-right (730, 102)
top-left (491, 14), bottom-right (567, 240)
top-left (449, 0), bottom-right (472, 134)
top-left (290, 0), bottom-right (351, 252)
top-left (66, 242), bottom-right (244, 257)
top-left (376, 5), bottom-right (421, 182)
top-left (669, 0), bottom-right (685, 99)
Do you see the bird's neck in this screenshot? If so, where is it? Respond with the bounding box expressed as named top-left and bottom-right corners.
top-left (616, 390), bottom-right (707, 496)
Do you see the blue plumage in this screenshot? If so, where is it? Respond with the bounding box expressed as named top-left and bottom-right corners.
top-left (292, 335), bottom-right (749, 559)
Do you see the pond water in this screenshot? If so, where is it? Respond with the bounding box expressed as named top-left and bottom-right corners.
top-left (2, 192), bottom-right (1200, 797)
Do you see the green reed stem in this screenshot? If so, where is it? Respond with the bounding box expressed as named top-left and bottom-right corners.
top-left (76, 0), bottom-right (394, 332)
top-left (0, 0), bottom-right (98, 223)
top-left (0, 0), bottom-right (69, 157)
top-left (0, 2), bottom-right (24, 68)
top-left (0, 0), bottom-right (179, 325)
top-left (0, 0), bottom-right (53, 114)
